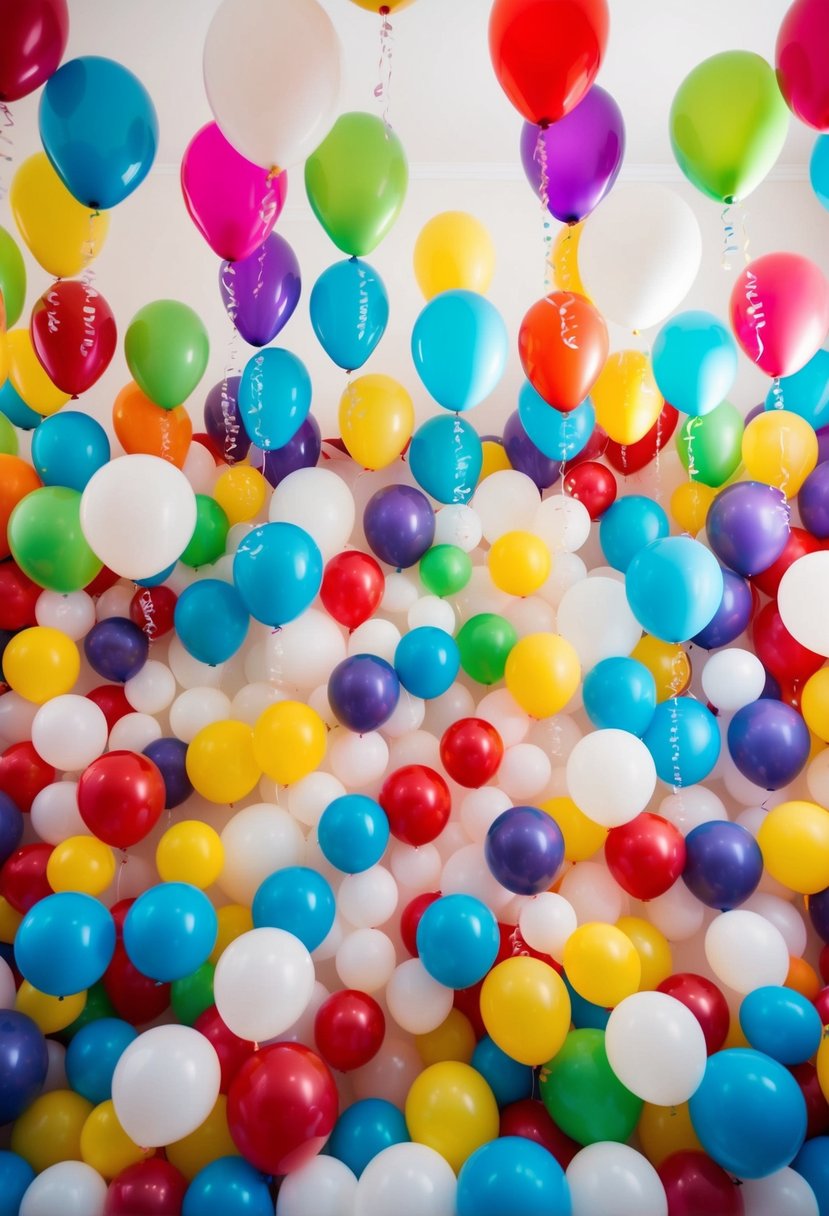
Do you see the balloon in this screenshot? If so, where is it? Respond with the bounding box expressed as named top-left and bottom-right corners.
top-left (394, 627), bottom-right (459, 700)
top-left (15, 892), bottom-right (114, 997)
top-left (364, 485), bottom-right (435, 568)
top-left (125, 301), bottom-right (209, 411)
top-left (405, 1060), bottom-right (499, 1174)
top-left (502, 411), bottom-right (561, 491)
top-left (252, 866), bottom-right (334, 953)
top-left (3, 625), bottom-right (79, 703)
top-left (380, 765), bottom-right (451, 846)
top-left (582, 657), bottom-right (656, 737)
top-left (253, 700), bottom-right (326, 785)
top-left (9, 486), bottom-right (103, 593)
top-left (605, 812), bottom-right (685, 900)
top-left (181, 1157), bottom-right (273, 1216)
top-left (600, 496), bottom-right (669, 576)
top-left (730, 253), bottom-right (829, 379)
top-left (765, 347), bottom-right (829, 428)
top-left (440, 718), bottom-right (504, 788)
top-left (676, 399), bottom-right (744, 487)
top-left (349, 1), bottom-right (418, 12)
top-left (104, 1160), bottom-right (188, 1216)
top-left (706, 480), bottom-right (790, 576)
top-left (643, 697), bottom-right (721, 787)
top-left (412, 290), bottom-right (507, 413)
top-left (351, 1143), bottom-right (455, 1216)
top-left (682, 821), bottom-right (763, 911)
top-left (652, 311), bottom-right (738, 417)
top-left (338, 374), bottom-right (413, 471)
top-left (540, 1028), bottom-right (642, 1145)
top-left (415, 894), bottom-right (499, 989)
top-left (6, 327), bottom-right (71, 417)
top-left (65, 1018), bottom-right (137, 1106)
top-left (759, 800), bottom-right (829, 894)
top-left (705, 909), bottom-right (790, 995)
top-left (203, 377), bottom-right (251, 466)
top-left (185, 721), bottom-right (261, 805)
top-left (657, 973), bottom-right (730, 1055)
top-left (456, 614), bottom-right (517, 685)
top-left (238, 347), bottom-right (310, 450)
top-left (518, 382), bottom-right (595, 463)
top-left (414, 212), bottom-right (495, 300)
top-left (251, 415), bottom-right (321, 487)
top-left (470, 1037), bottom-right (533, 1108)
top-left (314, 989), bottom-right (385, 1072)
top-left (504, 633), bottom-right (581, 719)
top-left (39, 56), bottom-right (158, 209)
top-left (604, 402), bottom-right (678, 475)
top-left (220, 232), bottom-right (300, 348)
top-left (591, 349), bottom-right (664, 445)
top-left (459, 1135), bottom-right (571, 1216)
top-left (233, 522), bottom-right (322, 626)
top-left (327, 1098), bottom-right (410, 1179)
top-left (480, 957), bottom-right (570, 1067)
top-left (31, 410), bottom-right (110, 491)
top-left (564, 923), bottom-right (642, 1008)
top-left (112, 1025), bottom-right (220, 1148)
top-left (518, 291), bottom-right (608, 412)
top-left (328, 654), bottom-right (400, 733)
top-left (0, 1011), bottom-right (48, 1123)
top-left (0, 742), bottom-right (56, 813)
top-left (181, 122), bottom-right (286, 262)
top-left (778, 551), bottom-right (829, 657)
top-left (657, 1151), bottom-right (744, 1216)
top-left (777, 0), bottom-right (829, 129)
top-left (310, 259), bottom-right (388, 371)
top-left (10, 153), bottom-right (109, 279)
top-left (626, 536), bottom-right (723, 643)
top-left (0, 0), bottom-right (68, 102)
top-left (9, 1088), bottom-right (92, 1173)
top-left (123, 884), bottom-right (217, 983)
top-left (0, 1150), bottom-right (35, 1216)
top-left (485, 806), bottom-right (564, 896)
top-left (727, 698), bottom-right (811, 790)
top-left (78, 751), bottom-right (165, 849)
top-left (740, 986), bottom-right (822, 1067)
top-left (320, 551), bottom-right (384, 631)
top-left (743, 410), bottom-right (818, 498)
top-left (0, 228), bottom-right (25, 330)
top-left (181, 495), bottom-right (231, 567)
top-left (605, 991), bottom-right (707, 1106)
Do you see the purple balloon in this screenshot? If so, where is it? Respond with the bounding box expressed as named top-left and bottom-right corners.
top-left (0, 793), bottom-right (23, 867)
top-left (84, 617), bottom-right (148, 683)
top-left (682, 821), bottom-right (763, 911)
top-left (485, 806), bottom-right (565, 896)
top-left (143, 738), bottom-right (192, 810)
top-left (727, 699), bottom-right (811, 790)
top-left (220, 231), bottom-right (301, 348)
top-left (817, 426), bottom-right (829, 465)
top-left (706, 481), bottom-right (791, 576)
top-left (744, 402), bottom-right (765, 426)
top-left (799, 461), bottom-right (829, 538)
top-left (249, 414), bottom-right (321, 487)
top-left (692, 567), bottom-right (753, 649)
top-left (364, 484), bottom-right (435, 569)
top-left (503, 410), bottom-right (561, 490)
top-left (203, 376), bottom-right (251, 465)
top-left (0, 1011), bottom-right (48, 1124)
top-left (809, 885), bottom-right (829, 943)
top-left (328, 654), bottom-right (400, 733)
top-left (520, 85), bottom-right (625, 224)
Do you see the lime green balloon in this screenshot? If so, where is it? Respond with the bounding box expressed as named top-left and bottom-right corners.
top-left (171, 963), bottom-right (215, 1026)
top-left (677, 400), bottom-right (744, 487)
top-left (0, 225), bottom-right (26, 327)
top-left (419, 544), bottom-right (472, 597)
top-left (180, 495), bottom-right (229, 568)
top-left (540, 1028), bottom-right (642, 1146)
top-left (0, 411), bottom-right (18, 455)
top-left (305, 112), bottom-right (408, 256)
top-left (457, 612), bottom-right (518, 685)
top-left (9, 486), bottom-right (102, 592)
top-left (60, 982), bottom-right (116, 1040)
top-left (670, 51), bottom-right (789, 203)
top-left (125, 300), bottom-right (210, 410)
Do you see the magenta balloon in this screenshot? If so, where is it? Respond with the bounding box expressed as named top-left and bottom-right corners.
top-left (520, 85), bottom-right (625, 223)
top-left (219, 232), bottom-right (301, 348)
top-left (181, 122), bottom-right (287, 262)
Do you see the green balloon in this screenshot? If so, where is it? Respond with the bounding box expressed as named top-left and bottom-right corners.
top-left (180, 494), bottom-right (229, 568)
top-left (9, 486), bottom-right (102, 592)
top-left (457, 612), bottom-right (518, 685)
top-left (305, 112), bottom-right (408, 256)
top-left (670, 51), bottom-right (789, 203)
top-left (60, 981), bottom-right (115, 1040)
top-left (540, 1028), bottom-right (642, 1145)
top-left (171, 963), bottom-right (215, 1026)
top-left (125, 299), bottom-right (210, 410)
top-left (419, 544), bottom-right (473, 597)
top-left (0, 225), bottom-right (26, 327)
top-left (676, 400), bottom-right (744, 487)
top-left (0, 411), bottom-right (18, 456)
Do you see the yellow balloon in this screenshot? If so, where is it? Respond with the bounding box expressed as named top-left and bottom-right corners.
top-left (758, 800), bottom-right (829, 895)
top-left (416, 1009), bottom-right (477, 1066)
top-left (631, 635), bottom-right (691, 702)
top-left (480, 957), bottom-right (571, 1066)
top-left (11, 1090), bottom-right (93, 1173)
top-left (0, 331), bottom-right (7, 389)
top-left (488, 530), bottom-right (551, 597)
top-left (47, 835), bottom-right (116, 895)
top-left (156, 820), bottom-right (224, 888)
top-left (670, 481), bottom-right (717, 536)
top-left (551, 221), bottom-right (591, 299)
top-left (10, 152), bottom-right (110, 279)
top-left (563, 922), bottom-right (641, 1007)
top-left (540, 796), bottom-right (607, 862)
top-left (3, 626), bottom-right (80, 704)
top-left (0, 896), bottom-right (22, 943)
top-left (350, 0), bottom-right (416, 11)
top-left (339, 374), bottom-right (414, 469)
top-left (80, 1101), bottom-right (152, 1179)
top-left (802, 670), bottom-right (829, 743)
top-left (405, 1061), bottom-right (499, 1173)
top-left (16, 982), bottom-right (87, 1034)
top-left (638, 1101), bottom-right (703, 1167)
top-left (212, 465), bottom-right (267, 526)
top-left (722, 1018), bottom-right (749, 1050)
top-left (166, 1096), bottom-right (238, 1180)
top-left (414, 211), bottom-right (495, 300)
top-left (209, 904), bottom-right (254, 964)
top-left (616, 916), bottom-right (673, 991)
top-left (480, 439), bottom-right (511, 481)
top-left (742, 410), bottom-right (818, 497)
top-left (817, 1033), bottom-right (829, 1103)
top-left (505, 633), bottom-right (580, 718)
top-left (186, 720), bottom-right (261, 804)
top-left (7, 328), bottom-right (71, 417)
top-left (253, 700), bottom-right (327, 785)
top-left (592, 350), bottom-right (663, 445)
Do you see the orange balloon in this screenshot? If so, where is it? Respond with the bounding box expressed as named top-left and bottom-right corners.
top-left (113, 381), bottom-right (193, 468)
top-left (518, 291), bottom-right (609, 413)
top-left (786, 955), bottom-right (821, 1002)
top-left (0, 454), bottom-right (41, 559)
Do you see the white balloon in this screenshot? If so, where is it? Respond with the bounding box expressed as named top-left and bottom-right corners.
top-left (42, 1039), bottom-right (67, 1093)
top-left (605, 991), bottom-right (707, 1105)
top-left (779, 551), bottom-right (829, 656)
top-left (579, 183), bottom-right (702, 331)
top-left (308, 682), bottom-right (340, 729)
top-left (557, 576), bottom-right (642, 671)
top-left (170, 687), bottom-right (232, 743)
top-left (539, 550), bottom-right (588, 608)
top-left (214, 927), bottom-right (315, 1042)
top-left (338, 866), bottom-right (398, 928)
top-left (20, 1162), bottom-right (107, 1216)
top-left (328, 728), bottom-right (389, 789)
top-left (433, 503), bottom-right (482, 552)
top-left (647, 880), bottom-right (706, 941)
top-left (352, 1036), bottom-right (423, 1106)
top-left (477, 689), bottom-right (530, 747)
top-left (407, 595), bottom-right (457, 635)
top-left (381, 572), bottom-right (421, 616)
top-left (740, 1168), bottom-right (819, 1216)
top-left (519, 892), bottom-right (577, 960)
top-left (742, 892), bottom-right (807, 957)
top-left (348, 619), bottom-right (402, 664)
top-left (566, 730), bottom-right (657, 826)
top-left (559, 861), bottom-right (628, 925)
top-left (288, 772), bottom-right (346, 828)
top-left (31, 696), bottom-right (107, 772)
top-left (381, 691), bottom-right (426, 739)
top-left (808, 746), bottom-right (829, 807)
top-left (460, 787), bottom-right (513, 842)
top-left (95, 583), bottom-right (135, 621)
top-left (659, 785), bottom-right (728, 836)
top-left (505, 594), bottom-right (556, 637)
top-left (567, 1143), bottom-right (668, 1216)
top-left (390, 842), bottom-right (442, 892)
top-left (264, 609), bottom-right (346, 690)
top-left (451, 565), bottom-right (511, 622)
top-left (231, 680), bottom-right (286, 726)
top-left (354, 1144), bottom-right (457, 1216)
top-left (182, 440), bottom-right (219, 493)
top-left (534, 495), bottom-right (592, 553)
top-left (423, 683), bottom-right (476, 737)
top-left (702, 648), bottom-right (766, 712)
top-left (704, 910), bottom-right (790, 994)
top-left (30, 782), bottom-right (85, 845)
top-left (0, 691), bottom-right (37, 747)
top-left (168, 634), bottom-right (226, 689)
top-left (112, 1025), bottom-right (220, 1147)
top-left (277, 1156), bottom-right (357, 1216)
top-left (472, 471), bottom-right (540, 542)
top-left (386, 959), bottom-right (454, 1035)
top-left (336, 928), bottom-right (397, 993)
top-left (527, 713), bottom-right (583, 763)
top-left (35, 590), bottom-right (95, 640)
top-left (108, 712), bottom-right (162, 753)
top-left (312, 917), bottom-right (344, 964)
top-left (0, 955), bottom-right (16, 1009)
top-left (497, 743), bottom-right (552, 800)
top-left (124, 659), bottom-right (176, 715)
top-left (219, 804), bottom-right (305, 904)
top-left (269, 467), bottom-right (354, 560)
top-left (269, 979), bottom-right (330, 1045)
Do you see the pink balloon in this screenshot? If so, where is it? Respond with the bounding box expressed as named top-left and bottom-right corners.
top-left (180, 122), bottom-right (287, 262)
top-left (729, 252), bottom-right (829, 378)
top-left (776, 0), bottom-right (829, 131)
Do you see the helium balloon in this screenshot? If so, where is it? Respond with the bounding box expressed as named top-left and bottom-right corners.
top-left (412, 290), bottom-right (508, 413)
top-left (777, 0), bottom-right (829, 130)
top-left (10, 153), bottom-right (109, 279)
top-left (626, 535), bottom-right (723, 643)
top-left (683, 821), bottom-right (763, 911)
top-left (727, 698), bottom-right (811, 790)
top-left (125, 300), bottom-right (209, 411)
top-left (15, 892), bottom-right (114, 997)
top-left (414, 212), bottom-right (495, 300)
top-left (591, 349), bottom-right (664, 445)
top-left (706, 480), bottom-right (791, 576)
top-left (540, 1028), bottom-right (642, 1145)
top-left (676, 399), bottom-right (744, 487)
top-left (221, 233), bottom-right (300, 349)
top-left (233, 522), bottom-right (322, 626)
top-left (0, 0), bottom-right (68, 103)
top-left (339, 375), bottom-right (414, 470)
top-left (730, 253), bottom-right (829, 379)
top-left (364, 485), bottom-right (435, 569)
top-left (238, 347), bottom-right (311, 450)
top-left (9, 486), bottom-right (103, 593)
top-left (518, 291), bottom-right (608, 413)
top-left (310, 258), bottom-right (388, 371)
top-left (409, 415), bottom-right (483, 505)
top-left (652, 310), bottom-right (738, 416)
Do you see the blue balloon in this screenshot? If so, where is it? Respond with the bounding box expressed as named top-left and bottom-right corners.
top-left (0, 380), bottom-right (40, 430)
top-left (518, 380), bottom-right (595, 461)
top-left (143, 738), bottom-right (193, 810)
top-left (457, 1136), bottom-right (571, 1216)
top-left (233, 522), bottom-right (322, 626)
top-left (652, 310), bottom-right (738, 417)
top-left (563, 972), bottom-right (610, 1030)
top-left (0, 792), bottom-right (23, 867)
top-left (416, 893), bottom-right (500, 989)
top-left (123, 883), bottom-right (217, 983)
top-left (0, 1150), bottom-right (35, 1216)
top-left (318, 794), bottom-right (390, 874)
top-left (252, 866), bottom-right (335, 953)
top-left (84, 616), bottom-right (148, 682)
top-left (31, 411), bottom-right (111, 492)
top-left (0, 1012), bottom-right (48, 1124)
top-left (183, 1156), bottom-right (273, 1216)
top-left (626, 536), bottom-right (724, 643)
top-left (328, 653), bottom-right (400, 733)
top-left (793, 1137), bottom-right (829, 1214)
top-left (65, 1017), bottom-right (137, 1104)
top-left (582, 657), bottom-right (657, 736)
top-left (727, 699), bottom-right (811, 790)
top-left (239, 347), bottom-right (312, 451)
top-left (599, 496), bottom-right (669, 573)
top-left (692, 567), bottom-right (753, 650)
top-left (394, 626), bottom-right (460, 699)
top-left (689, 1048), bottom-right (807, 1179)
top-left (643, 697), bottom-right (721, 786)
top-left (39, 56), bottom-right (158, 209)
top-left (327, 1098), bottom-right (410, 1178)
top-left (310, 258), bottom-right (389, 372)
top-left (14, 892), bottom-right (115, 997)
top-left (174, 579), bottom-right (249, 666)
top-left (409, 414), bottom-right (483, 505)
top-left (739, 986), bottom-right (822, 1066)
top-left (811, 134), bottom-right (829, 210)
top-left (411, 289), bottom-right (508, 412)
top-left (682, 821), bottom-right (762, 911)
top-left (134, 562), bottom-right (177, 589)
top-left (764, 348), bottom-right (829, 430)
top-left (471, 1036), bottom-right (534, 1107)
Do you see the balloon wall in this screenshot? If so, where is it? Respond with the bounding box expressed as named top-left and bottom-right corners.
top-left (1, 1), bottom-right (829, 1215)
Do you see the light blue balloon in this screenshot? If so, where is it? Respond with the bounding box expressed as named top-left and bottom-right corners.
top-left (174, 579), bottom-right (249, 666)
top-left (563, 973), bottom-right (610, 1030)
top-left (739, 986), bottom-right (823, 1066)
top-left (411, 289), bottom-right (508, 412)
top-left (239, 347), bottom-right (312, 450)
top-left (310, 258), bottom-right (389, 372)
top-left (810, 134), bottom-right (829, 210)
top-left (415, 893), bottom-right (500, 989)
top-left (252, 866), bottom-right (335, 953)
top-left (626, 536), bottom-right (724, 643)
top-left (793, 1138), bottom-right (829, 1215)
top-left (327, 1099), bottom-right (410, 1177)
top-left (123, 883), bottom-right (217, 983)
top-left (134, 562), bottom-right (177, 588)
top-left (518, 380), bottom-right (595, 461)
top-left (31, 411), bottom-right (111, 492)
top-left (763, 348), bottom-right (829, 429)
top-left (183, 1157), bottom-right (273, 1216)
top-left (394, 626), bottom-right (460, 699)
top-left (318, 794), bottom-right (390, 874)
top-left (0, 380), bottom-right (40, 430)
top-left (233, 522), bottom-right (322, 626)
top-left (471, 1036), bottom-right (534, 1107)
top-left (409, 414), bottom-right (482, 504)
top-left (582, 657), bottom-right (657, 737)
top-left (599, 495), bottom-right (669, 572)
top-left (652, 310), bottom-right (738, 417)
top-left (14, 892), bottom-right (115, 997)
top-left (0, 1151), bottom-right (35, 1216)
top-left (643, 696), bottom-right (721, 786)
top-left (39, 56), bottom-right (158, 209)
top-left (457, 1137), bottom-right (571, 1216)
top-left (65, 1017), bottom-right (137, 1105)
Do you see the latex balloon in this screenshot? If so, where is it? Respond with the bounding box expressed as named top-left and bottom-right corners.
top-left (518, 291), bottom-right (608, 412)
top-left (311, 258), bottom-right (388, 371)
top-left (730, 253), bottom-right (829, 379)
top-left (0, 227), bottom-right (26, 329)
top-left (414, 212), bottom-right (495, 300)
top-left (125, 300), bottom-right (209, 411)
top-left (339, 374), bottom-right (414, 470)
top-left (412, 290), bottom-right (508, 413)
top-left (652, 310), bottom-right (738, 417)
top-left (9, 486), bottom-right (103, 593)
top-left (30, 279), bottom-right (117, 398)
top-left (238, 347), bottom-right (311, 450)
top-left (10, 153), bottom-right (109, 279)
top-left (113, 382), bottom-right (192, 468)
top-left (777, 0), bottom-right (829, 130)
top-left (6, 327), bottom-right (70, 417)
top-left (676, 399), bottom-right (744, 487)
top-left (0, 0), bottom-right (68, 103)
top-left (592, 350), bottom-right (664, 445)
top-left (112, 1025), bottom-right (221, 1148)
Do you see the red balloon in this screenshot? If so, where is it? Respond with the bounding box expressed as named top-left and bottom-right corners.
top-left (605, 812), bottom-right (686, 901)
top-left (129, 584), bottom-right (178, 642)
top-left (400, 892), bottom-right (441, 957)
top-left (658, 1150), bottom-right (744, 1216)
top-left (0, 843), bottom-right (53, 913)
top-left (110, 898), bottom-right (134, 937)
top-left (379, 764), bottom-right (451, 846)
top-left (453, 980), bottom-right (487, 1040)
top-left (320, 551), bottom-right (385, 630)
top-left (0, 741), bottom-right (56, 812)
top-left (518, 292), bottom-right (609, 413)
top-left (497, 921), bottom-right (562, 970)
top-left (103, 942), bottom-right (171, 1025)
top-left (86, 685), bottom-right (132, 734)
top-left (195, 1005), bottom-right (257, 1094)
top-left (500, 1098), bottom-right (579, 1169)
top-left (30, 279), bottom-right (118, 397)
top-left (77, 751), bottom-right (165, 848)
top-left (752, 527), bottom-right (823, 599)
top-left (0, 563), bottom-right (40, 631)
top-left (791, 1062), bottom-right (829, 1139)
top-left (440, 718), bottom-right (504, 789)
top-left (563, 460), bottom-right (617, 519)
top-left (0, 0), bottom-right (68, 103)
top-left (192, 432), bottom-right (227, 465)
top-left (814, 985), bottom-right (829, 1026)
top-left (489, 0), bottom-right (609, 125)
top-left (314, 989), bottom-right (385, 1072)
top-left (566, 422), bottom-right (608, 468)
top-left (227, 1042), bottom-right (338, 1175)
top-left (85, 565), bottom-right (122, 598)
top-left (776, 0), bottom-right (829, 130)
top-left (657, 973), bottom-right (730, 1055)
top-left (604, 403), bottom-right (679, 475)
top-left (752, 600), bottom-right (825, 684)
top-left (104, 1159), bottom-right (187, 1216)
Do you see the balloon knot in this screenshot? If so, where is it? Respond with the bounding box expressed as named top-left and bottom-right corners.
top-left (266, 166), bottom-right (281, 185)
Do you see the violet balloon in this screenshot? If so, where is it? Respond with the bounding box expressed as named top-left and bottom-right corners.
top-left (682, 821), bottom-right (763, 911)
top-left (0, 794), bottom-right (23, 867)
top-left (692, 567), bottom-right (753, 650)
top-left (220, 231), bottom-right (301, 348)
top-left (727, 699), bottom-right (811, 790)
top-left (485, 806), bottom-right (565, 895)
top-left (503, 410), bottom-right (561, 491)
top-left (809, 886), bottom-right (829, 943)
top-left (328, 654), bottom-right (400, 733)
top-left (799, 461), bottom-right (829, 538)
top-left (143, 738), bottom-right (193, 810)
top-left (249, 414), bottom-right (321, 487)
top-left (706, 480), bottom-right (791, 576)
top-left (84, 617), bottom-right (148, 683)
top-left (364, 484), bottom-right (435, 569)
top-left (203, 376), bottom-right (251, 465)
top-left (520, 85), bottom-right (625, 223)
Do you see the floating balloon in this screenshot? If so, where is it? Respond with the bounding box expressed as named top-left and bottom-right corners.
top-left (125, 301), bottom-right (209, 411)
top-left (238, 347), bottom-right (311, 451)
top-left (518, 291), bottom-right (608, 413)
top-left (339, 375), bottom-right (414, 470)
top-left (728, 698), bottom-right (811, 790)
top-left (652, 311), bottom-right (738, 417)
top-left (220, 233), bottom-right (300, 351)
top-left (409, 415), bottom-right (483, 505)
top-left (730, 253), bottom-right (829, 379)
top-left (30, 279), bottom-right (117, 398)
top-left (777, 0), bottom-right (829, 130)
top-left (706, 480), bottom-right (791, 576)
top-left (9, 486), bottom-right (102, 593)
top-left (412, 291), bottom-right (508, 413)
top-left (232, 522), bottom-right (322, 626)
top-left (0, 0), bottom-right (68, 103)
top-left (414, 212), bottom-right (495, 300)
top-left (518, 381), bottom-right (595, 462)
top-left (502, 411), bottom-right (561, 492)
top-left (591, 350), bottom-right (664, 445)
top-left (364, 485), bottom-right (435, 569)
top-left (626, 536), bottom-right (724, 643)
top-left (310, 258), bottom-right (388, 371)
top-left (10, 153), bottom-right (109, 279)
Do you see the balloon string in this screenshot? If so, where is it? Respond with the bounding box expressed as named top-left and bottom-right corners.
top-left (0, 104), bottom-right (13, 200)
top-left (559, 411), bottom-right (569, 495)
top-left (535, 127), bottom-right (553, 291)
top-left (739, 201), bottom-right (752, 266)
top-left (720, 205), bottom-right (738, 271)
top-left (558, 224), bottom-right (573, 293)
top-left (247, 352), bottom-right (266, 448)
top-left (116, 850), bottom-right (128, 902)
top-left (744, 267), bottom-right (767, 366)
top-left (683, 415), bottom-right (700, 481)
top-left (668, 688), bottom-right (682, 793)
top-left (373, 10), bottom-right (394, 130)
top-left (79, 212), bottom-right (99, 378)
top-left (654, 407), bottom-right (663, 502)
top-left (356, 259), bottom-right (369, 348)
top-left (770, 375), bottom-right (785, 412)
top-left (220, 262), bottom-right (243, 462)
top-left (451, 413), bottom-right (475, 504)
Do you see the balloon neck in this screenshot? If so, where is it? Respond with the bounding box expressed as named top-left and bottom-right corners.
top-left (380, 4), bottom-right (390, 11)
top-left (266, 165), bottom-right (282, 185)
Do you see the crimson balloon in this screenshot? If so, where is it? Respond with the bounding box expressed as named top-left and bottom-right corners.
top-left (0, 563), bottom-right (40, 630)
top-left (379, 764), bottom-right (451, 846)
top-left (0, 843), bottom-right (53, 913)
top-left (0, 0), bottom-right (68, 103)
top-left (104, 1159), bottom-right (187, 1216)
top-left (657, 1150), bottom-right (744, 1216)
top-left (77, 751), bottom-right (165, 849)
top-left (440, 718), bottom-right (504, 788)
top-left (500, 1098), bottom-right (579, 1169)
top-left (657, 973), bottom-right (730, 1055)
top-left (30, 279), bottom-right (118, 397)
top-left (518, 292), bottom-right (609, 412)
top-left (194, 1005), bottom-right (256, 1093)
top-left (0, 742), bottom-right (56, 813)
top-left (400, 892), bottom-right (441, 957)
top-left (320, 550), bottom-right (385, 630)
top-left (86, 684), bottom-right (132, 733)
top-left (604, 403), bottom-right (679, 475)
top-left (85, 565), bottom-right (122, 598)
top-left (605, 812), bottom-right (686, 902)
top-left (128, 584), bottom-right (177, 642)
top-left (103, 942), bottom-right (171, 1026)
top-left (753, 600), bottom-right (825, 685)
top-left (751, 526), bottom-right (823, 599)
top-left (791, 1062), bottom-right (829, 1139)
top-left (563, 460), bottom-right (617, 519)
top-left (314, 989), bottom-right (385, 1072)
